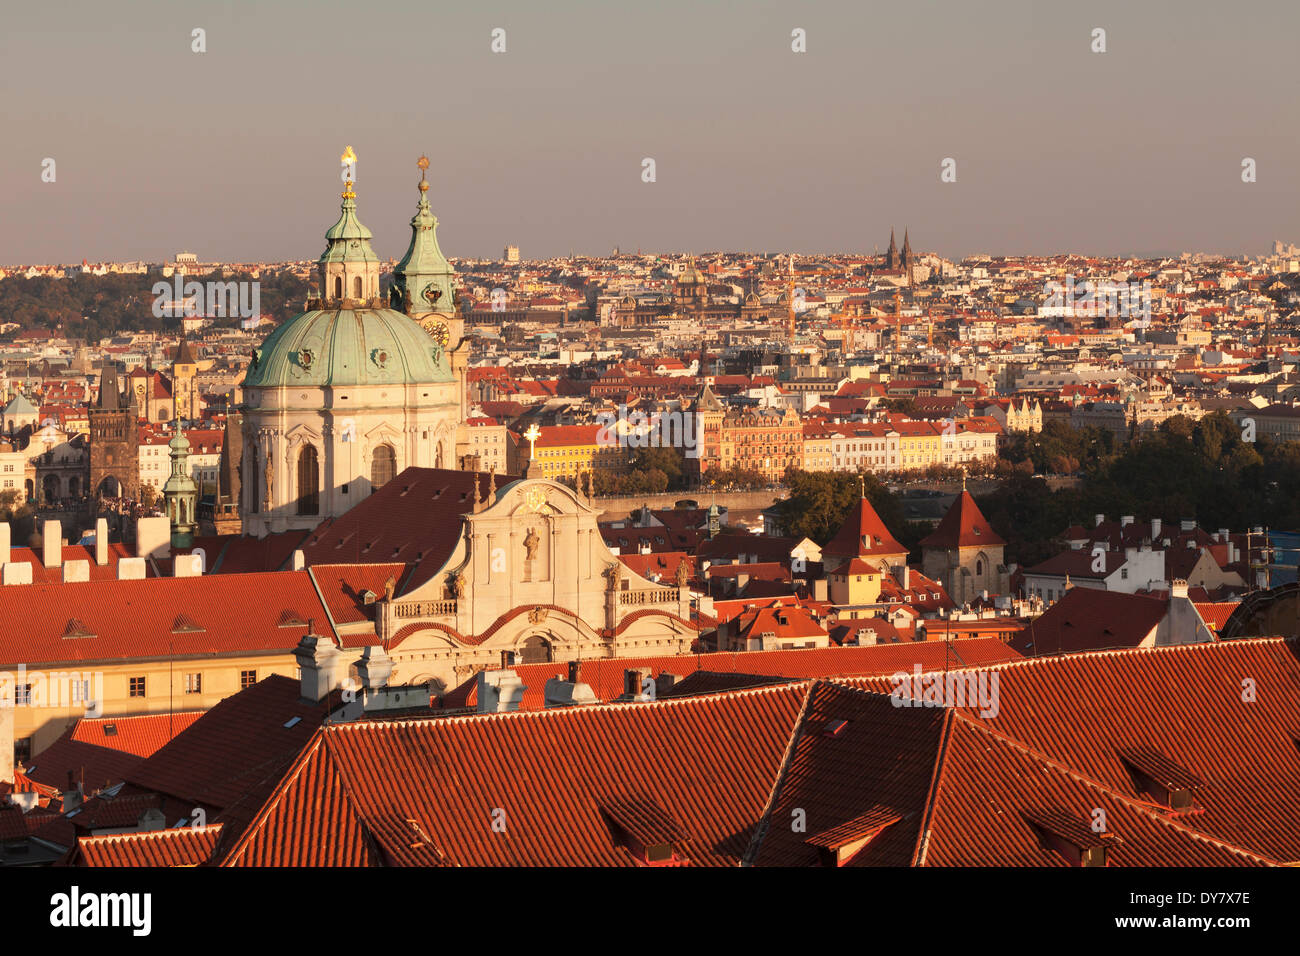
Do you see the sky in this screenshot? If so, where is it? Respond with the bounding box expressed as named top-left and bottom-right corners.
top-left (2, 0), bottom-right (1297, 265)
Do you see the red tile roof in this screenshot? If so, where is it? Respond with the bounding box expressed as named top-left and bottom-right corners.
top-left (28, 712), bottom-right (205, 792)
top-left (299, 467), bottom-right (514, 591)
top-left (918, 491), bottom-right (1006, 549)
top-left (310, 562), bottom-right (412, 626)
top-left (823, 498), bottom-right (907, 563)
top-left (73, 825), bottom-right (224, 867)
top-left (222, 684), bottom-right (810, 866)
top-left (0, 571), bottom-right (331, 668)
top-left (1010, 588), bottom-right (1168, 655)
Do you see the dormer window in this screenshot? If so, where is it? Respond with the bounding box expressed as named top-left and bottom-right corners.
top-left (806, 807), bottom-right (902, 867)
top-left (1117, 747), bottom-right (1202, 811)
top-left (601, 796), bottom-right (687, 866)
top-left (1022, 808), bottom-right (1114, 866)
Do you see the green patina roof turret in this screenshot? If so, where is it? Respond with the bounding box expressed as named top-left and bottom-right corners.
top-left (319, 194), bottom-right (380, 266)
top-left (390, 155), bottom-right (456, 314)
top-left (164, 422), bottom-right (198, 548)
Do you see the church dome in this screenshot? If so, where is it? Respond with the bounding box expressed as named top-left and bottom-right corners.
top-left (243, 308), bottom-right (452, 388)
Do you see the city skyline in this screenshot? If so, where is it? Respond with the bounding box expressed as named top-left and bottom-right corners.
top-left (4, 0), bottom-right (1297, 265)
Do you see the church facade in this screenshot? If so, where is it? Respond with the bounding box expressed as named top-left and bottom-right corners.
top-left (238, 159), bottom-right (468, 536)
top-left (315, 474), bottom-right (702, 693)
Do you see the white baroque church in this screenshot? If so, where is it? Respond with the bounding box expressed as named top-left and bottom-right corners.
top-left (240, 160), bottom-right (468, 535)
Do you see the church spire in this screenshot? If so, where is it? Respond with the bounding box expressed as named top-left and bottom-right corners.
top-left (317, 146), bottom-right (380, 305)
top-left (886, 228), bottom-right (898, 269)
top-left (163, 410), bottom-right (198, 549)
top-left (392, 155), bottom-right (457, 317)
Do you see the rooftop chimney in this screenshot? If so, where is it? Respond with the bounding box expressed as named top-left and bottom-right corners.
top-left (543, 676), bottom-right (599, 708)
top-left (43, 519), bottom-right (62, 569)
top-left (1151, 518), bottom-right (1161, 539)
top-left (354, 645), bottom-right (394, 692)
top-left (294, 632), bottom-right (343, 704)
top-left (117, 557), bottom-right (146, 580)
top-left (136, 515), bottom-right (170, 559)
top-left (1170, 578), bottom-right (1189, 599)
top-left (1180, 519), bottom-right (1195, 532)
top-left (1120, 516), bottom-right (1133, 528)
top-left (95, 517), bottom-right (108, 566)
top-left (1094, 514), bottom-right (1104, 527)
top-left (476, 669), bottom-right (527, 713)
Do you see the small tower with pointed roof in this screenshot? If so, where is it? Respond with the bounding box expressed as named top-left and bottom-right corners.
top-left (824, 491), bottom-right (910, 606)
top-left (171, 335), bottom-right (198, 420)
top-left (919, 486), bottom-right (1009, 604)
top-left (885, 229), bottom-right (898, 270)
top-left (163, 415), bottom-right (198, 549)
top-left (317, 147), bottom-right (381, 306)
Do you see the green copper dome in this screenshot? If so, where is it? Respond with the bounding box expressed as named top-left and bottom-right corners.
top-left (242, 308), bottom-right (453, 388)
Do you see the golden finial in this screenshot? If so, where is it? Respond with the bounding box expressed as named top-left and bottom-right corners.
top-left (341, 145), bottom-right (357, 199)
top-left (417, 154), bottom-right (430, 193)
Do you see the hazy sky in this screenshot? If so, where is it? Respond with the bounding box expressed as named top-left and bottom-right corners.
top-left (3, 0), bottom-right (1297, 264)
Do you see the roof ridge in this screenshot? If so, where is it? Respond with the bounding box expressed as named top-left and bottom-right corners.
top-left (740, 678), bottom-right (821, 867)
top-left (336, 678), bottom-right (818, 731)
top-left (912, 707), bottom-right (956, 866)
top-left (78, 822), bottom-right (223, 845)
top-left (217, 729), bottom-right (333, 866)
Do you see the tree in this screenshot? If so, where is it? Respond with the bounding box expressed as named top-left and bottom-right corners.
top-left (775, 469), bottom-right (904, 546)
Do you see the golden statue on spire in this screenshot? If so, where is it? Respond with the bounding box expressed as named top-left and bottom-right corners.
top-left (341, 145), bottom-right (357, 199)
top-left (417, 154), bottom-right (430, 193)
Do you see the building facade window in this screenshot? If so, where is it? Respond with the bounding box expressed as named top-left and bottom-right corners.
top-left (185, 673), bottom-right (202, 694)
top-left (129, 677), bottom-right (146, 698)
top-left (371, 444), bottom-right (396, 490)
top-left (240, 669), bottom-right (257, 690)
top-left (297, 445), bottom-right (319, 515)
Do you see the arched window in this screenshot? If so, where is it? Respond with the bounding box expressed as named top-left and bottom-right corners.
top-left (353, 275), bottom-right (363, 299)
top-left (436, 441), bottom-right (444, 469)
top-left (371, 444), bottom-right (395, 490)
top-left (68, 477), bottom-right (79, 498)
top-left (246, 449), bottom-right (259, 513)
top-left (297, 445), bottom-right (319, 515)
top-left (520, 635), bottom-right (552, 664)
top-left (334, 276), bottom-right (342, 299)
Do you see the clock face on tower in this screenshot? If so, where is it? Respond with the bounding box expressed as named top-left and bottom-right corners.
top-left (422, 318), bottom-right (450, 348)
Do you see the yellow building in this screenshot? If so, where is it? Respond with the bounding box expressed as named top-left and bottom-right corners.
top-left (892, 419), bottom-right (942, 471)
top-left (509, 424), bottom-right (627, 482)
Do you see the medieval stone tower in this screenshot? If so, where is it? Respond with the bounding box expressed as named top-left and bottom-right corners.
top-left (88, 362), bottom-right (139, 501)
